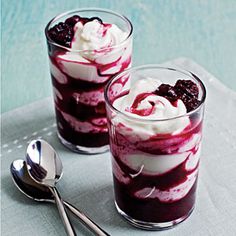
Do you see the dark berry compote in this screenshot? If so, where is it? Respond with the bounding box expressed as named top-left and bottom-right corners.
top-left (45, 11), bottom-right (132, 153)
top-left (106, 73), bottom-right (206, 229)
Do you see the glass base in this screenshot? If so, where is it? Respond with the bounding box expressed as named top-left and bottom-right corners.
top-left (57, 132), bottom-right (109, 154)
top-left (115, 201), bottom-right (194, 230)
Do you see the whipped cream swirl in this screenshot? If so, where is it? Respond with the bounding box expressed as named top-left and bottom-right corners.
top-left (113, 78), bottom-right (190, 140)
top-left (71, 20), bottom-right (128, 60)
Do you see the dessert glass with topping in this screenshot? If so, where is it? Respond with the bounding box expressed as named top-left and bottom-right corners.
top-left (105, 65), bottom-right (206, 229)
top-left (45, 9), bottom-right (133, 153)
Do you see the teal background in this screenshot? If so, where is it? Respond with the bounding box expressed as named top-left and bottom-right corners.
top-left (2, 0), bottom-right (236, 113)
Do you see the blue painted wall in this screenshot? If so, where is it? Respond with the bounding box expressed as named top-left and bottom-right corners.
top-left (2, 0), bottom-right (236, 113)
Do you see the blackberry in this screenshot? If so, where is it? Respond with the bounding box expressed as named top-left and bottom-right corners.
top-left (155, 84), bottom-right (178, 102)
top-left (65, 15), bottom-right (80, 26)
top-left (174, 79), bottom-right (200, 111)
top-left (180, 94), bottom-right (201, 112)
top-left (174, 79), bottom-right (199, 98)
top-left (48, 22), bottom-right (74, 47)
top-left (155, 79), bottom-right (201, 112)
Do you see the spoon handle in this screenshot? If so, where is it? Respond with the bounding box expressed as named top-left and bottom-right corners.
top-left (63, 201), bottom-right (110, 236)
top-left (50, 187), bottom-right (77, 236)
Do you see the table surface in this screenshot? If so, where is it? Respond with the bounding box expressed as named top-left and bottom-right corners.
top-left (2, 0), bottom-right (236, 113)
top-left (1, 58), bottom-right (236, 236)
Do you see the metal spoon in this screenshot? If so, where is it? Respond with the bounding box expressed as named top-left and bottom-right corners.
top-left (10, 159), bottom-right (109, 236)
top-left (25, 139), bottom-right (75, 236)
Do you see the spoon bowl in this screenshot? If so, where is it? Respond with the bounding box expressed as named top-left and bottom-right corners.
top-left (26, 139), bottom-right (62, 186)
top-left (10, 159), bottom-right (54, 202)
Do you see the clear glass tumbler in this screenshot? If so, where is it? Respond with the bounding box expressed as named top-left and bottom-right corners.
top-left (45, 8), bottom-right (133, 154)
top-left (105, 65), bottom-right (206, 229)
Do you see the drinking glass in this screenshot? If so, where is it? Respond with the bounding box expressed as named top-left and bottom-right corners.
top-left (45, 8), bottom-right (133, 153)
top-left (105, 65), bottom-right (206, 229)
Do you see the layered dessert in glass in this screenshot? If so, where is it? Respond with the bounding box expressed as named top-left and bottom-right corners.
top-left (105, 66), bottom-right (206, 229)
top-left (45, 9), bottom-right (132, 153)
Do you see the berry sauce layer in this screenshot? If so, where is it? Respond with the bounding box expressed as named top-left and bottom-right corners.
top-left (108, 77), bottom-right (203, 223)
top-left (46, 15), bottom-right (132, 147)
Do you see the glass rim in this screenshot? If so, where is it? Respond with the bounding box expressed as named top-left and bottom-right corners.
top-left (45, 8), bottom-right (133, 52)
top-left (104, 65), bottom-right (206, 122)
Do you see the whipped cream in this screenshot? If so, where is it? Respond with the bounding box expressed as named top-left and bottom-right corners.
top-left (123, 151), bottom-right (190, 176)
top-left (113, 78), bottom-right (190, 139)
top-left (71, 20), bottom-right (128, 60)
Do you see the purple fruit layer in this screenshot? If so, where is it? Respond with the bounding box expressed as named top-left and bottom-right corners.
top-left (114, 175), bottom-right (197, 222)
top-left (55, 108), bottom-right (109, 147)
top-left (47, 45), bottom-right (131, 147)
top-left (109, 119), bottom-right (202, 222)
